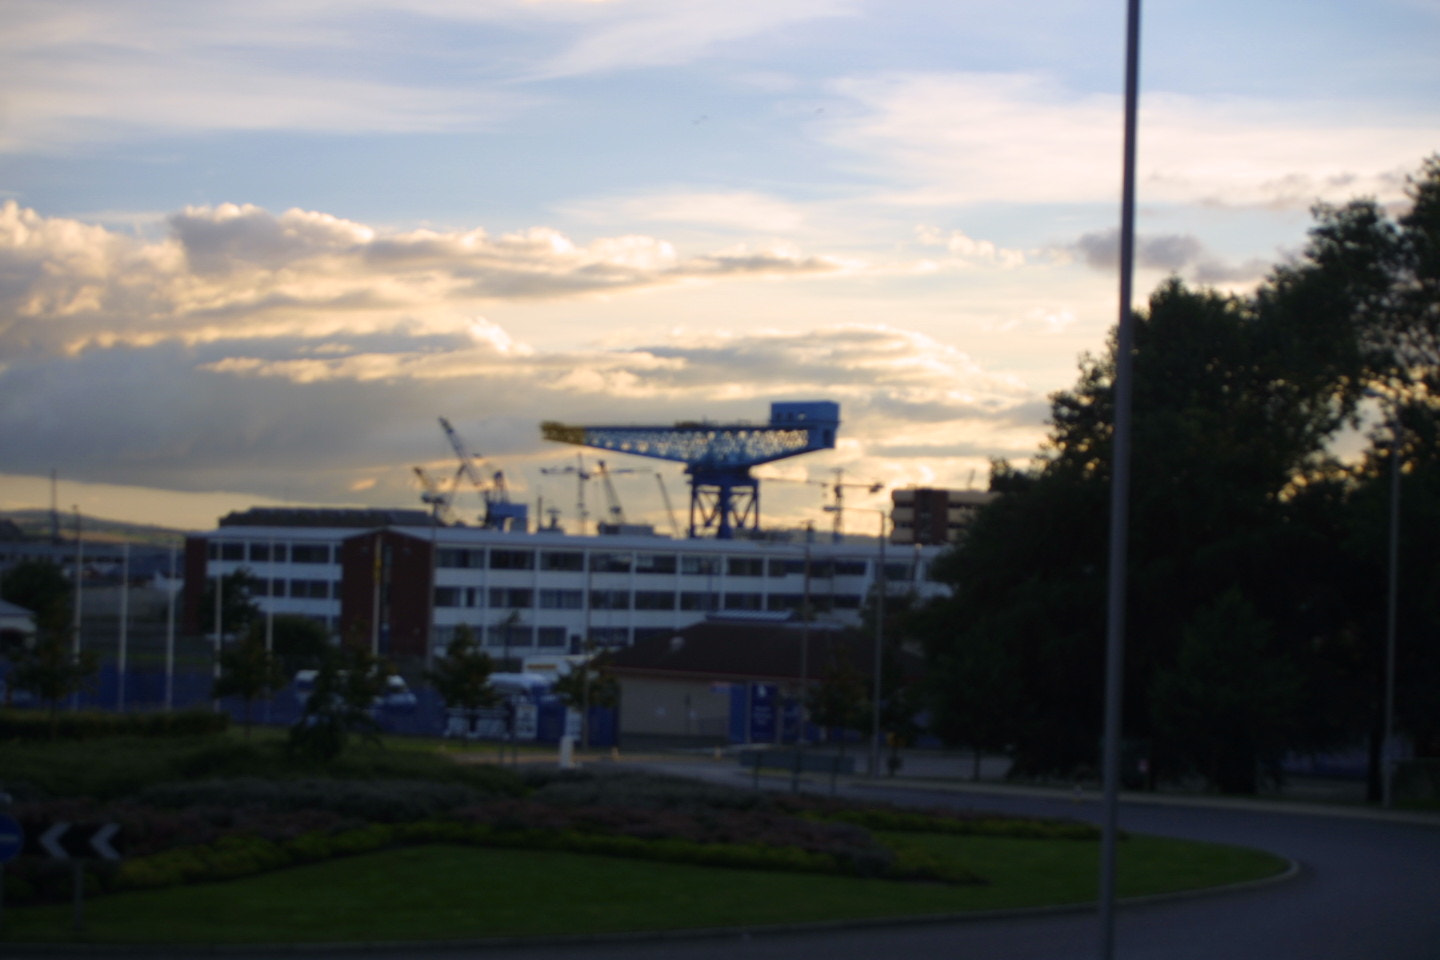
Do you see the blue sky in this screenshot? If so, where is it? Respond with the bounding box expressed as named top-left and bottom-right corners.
top-left (2, 1), bottom-right (1437, 533)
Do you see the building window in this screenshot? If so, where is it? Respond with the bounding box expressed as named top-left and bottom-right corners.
top-left (727, 557), bottom-right (764, 577)
top-left (486, 623), bottom-right (534, 648)
top-left (590, 552), bottom-right (632, 573)
top-left (435, 586), bottom-right (461, 607)
top-left (540, 551), bottom-right (584, 571)
top-left (537, 626), bottom-right (567, 648)
top-left (289, 579), bottom-right (331, 599)
top-left (291, 544), bottom-right (331, 564)
top-left (766, 593), bottom-right (805, 612)
top-left (723, 593), bottom-right (762, 611)
top-left (635, 553), bottom-right (677, 575)
top-left (882, 562), bottom-right (913, 581)
top-left (488, 587), bottom-right (533, 609)
top-left (680, 592), bottom-right (719, 612)
top-left (436, 548), bottom-right (483, 569)
top-left (489, 549), bottom-right (535, 570)
top-left (632, 627), bottom-right (673, 644)
top-left (220, 542), bottom-right (245, 561)
top-left (589, 627), bottom-right (630, 647)
top-left (833, 560), bottom-right (867, 576)
top-left (634, 590), bottom-right (676, 610)
top-left (589, 589), bottom-right (631, 610)
top-left (248, 543), bottom-right (272, 562)
top-left (539, 589), bottom-right (584, 610)
top-left (833, 594), bottom-right (863, 609)
top-left (268, 579), bottom-right (286, 598)
top-left (680, 556), bottom-right (720, 576)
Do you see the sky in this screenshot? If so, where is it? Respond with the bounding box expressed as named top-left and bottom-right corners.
top-left (1, 0), bottom-right (1437, 535)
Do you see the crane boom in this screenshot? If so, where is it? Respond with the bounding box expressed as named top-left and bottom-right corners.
top-left (541, 401), bottom-right (839, 538)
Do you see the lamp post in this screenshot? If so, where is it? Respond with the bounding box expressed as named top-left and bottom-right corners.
top-left (1382, 419), bottom-right (1401, 809)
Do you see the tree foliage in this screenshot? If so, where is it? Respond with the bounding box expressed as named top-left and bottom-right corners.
top-left (213, 627), bottom-right (285, 737)
top-left (288, 642), bottom-right (388, 763)
top-left (197, 568), bottom-right (262, 639)
top-left (0, 558), bottom-right (72, 646)
top-left (426, 624), bottom-right (498, 716)
top-left (917, 155), bottom-right (1440, 794)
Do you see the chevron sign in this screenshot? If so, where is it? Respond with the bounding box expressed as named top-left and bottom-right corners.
top-left (26, 821), bottom-right (122, 861)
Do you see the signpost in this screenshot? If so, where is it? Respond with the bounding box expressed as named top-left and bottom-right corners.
top-left (22, 820), bottom-right (123, 933)
top-left (0, 812), bottom-right (22, 933)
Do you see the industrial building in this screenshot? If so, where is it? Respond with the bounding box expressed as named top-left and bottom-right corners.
top-left (890, 488), bottom-right (997, 546)
top-left (182, 507), bottom-right (946, 667)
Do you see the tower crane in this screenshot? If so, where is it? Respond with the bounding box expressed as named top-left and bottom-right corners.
top-left (438, 417), bottom-right (529, 532)
top-left (541, 400), bottom-right (839, 539)
top-left (412, 465), bottom-right (462, 525)
top-left (823, 469), bottom-right (885, 543)
top-left (538, 455), bottom-right (640, 534)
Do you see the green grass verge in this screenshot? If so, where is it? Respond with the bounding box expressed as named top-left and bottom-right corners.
top-left (0, 730), bottom-right (525, 800)
top-left (2, 835), bottom-right (1288, 945)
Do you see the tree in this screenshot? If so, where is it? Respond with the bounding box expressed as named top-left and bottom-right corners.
top-left (806, 645), bottom-right (869, 760)
top-left (197, 568), bottom-right (262, 639)
top-left (267, 614), bottom-right (331, 675)
top-left (426, 624), bottom-right (498, 743)
top-left (910, 159), bottom-right (1440, 788)
top-left (0, 559), bottom-right (71, 654)
top-left (1149, 591), bottom-right (1304, 794)
top-left (551, 649), bottom-right (619, 749)
top-left (213, 625), bottom-right (285, 737)
top-left (10, 633), bottom-right (98, 738)
top-left (288, 642), bottom-right (387, 762)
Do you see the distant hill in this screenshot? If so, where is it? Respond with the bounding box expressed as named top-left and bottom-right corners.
top-left (1, 509), bottom-right (192, 547)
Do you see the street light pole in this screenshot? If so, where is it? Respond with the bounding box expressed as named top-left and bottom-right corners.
top-left (870, 511), bottom-right (886, 779)
top-left (1383, 423), bottom-right (1401, 809)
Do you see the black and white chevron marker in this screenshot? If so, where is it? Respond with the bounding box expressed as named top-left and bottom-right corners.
top-left (28, 821), bottom-right (122, 861)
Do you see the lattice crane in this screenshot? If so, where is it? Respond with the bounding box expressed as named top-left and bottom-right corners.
top-left (438, 417), bottom-right (529, 531)
top-left (541, 401), bottom-right (840, 539)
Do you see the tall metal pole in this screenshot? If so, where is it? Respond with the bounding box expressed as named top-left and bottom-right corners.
top-left (164, 543), bottom-right (176, 711)
top-left (870, 511), bottom-right (886, 778)
top-left (212, 549), bottom-right (223, 713)
top-left (1100, 2), bottom-right (1142, 957)
top-left (1382, 425), bottom-right (1400, 809)
top-left (792, 528), bottom-right (812, 792)
top-left (71, 507), bottom-right (83, 711)
top-left (117, 543), bottom-right (129, 712)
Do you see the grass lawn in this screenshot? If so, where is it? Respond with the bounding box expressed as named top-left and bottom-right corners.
top-left (2, 835), bottom-right (1288, 945)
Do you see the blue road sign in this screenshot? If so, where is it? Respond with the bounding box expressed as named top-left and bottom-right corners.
top-left (0, 813), bottom-right (23, 863)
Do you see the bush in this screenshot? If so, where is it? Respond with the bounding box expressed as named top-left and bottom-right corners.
top-left (136, 778), bottom-right (497, 823)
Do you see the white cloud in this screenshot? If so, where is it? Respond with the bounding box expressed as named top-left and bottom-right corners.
top-left (0, 202), bottom-right (846, 360)
top-left (527, 0), bottom-right (861, 79)
top-left (563, 190), bottom-right (809, 233)
top-left (825, 71), bottom-right (1434, 211)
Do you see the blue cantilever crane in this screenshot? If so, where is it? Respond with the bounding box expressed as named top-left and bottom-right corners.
top-left (540, 401), bottom-right (839, 539)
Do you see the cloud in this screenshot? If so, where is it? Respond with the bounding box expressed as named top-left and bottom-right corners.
top-left (0, 306), bottom-right (1045, 512)
top-left (1066, 227), bottom-right (1272, 285)
top-left (915, 226), bottom-right (1026, 268)
top-left (823, 71), bottom-right (1433, 211)
top-left (562, 191), bottom-right (810, 234)
top-left (528, 0), bottom-right (860, 79)
top-left (0, 201), bottom-right (845, 360)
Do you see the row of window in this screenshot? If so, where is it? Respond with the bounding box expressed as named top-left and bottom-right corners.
top-left (435, 547), bottom-right (905, 579)
top-left (212, 540), bottom-right (919, 581)
top-left (434, 587), bottom-right (862, 613)
top-left (251, 579), bottom-right (335, 599)
top-left (210, 542), bottom-right (334, 564)
top-left (433, 625), bottom-right (684, 651)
